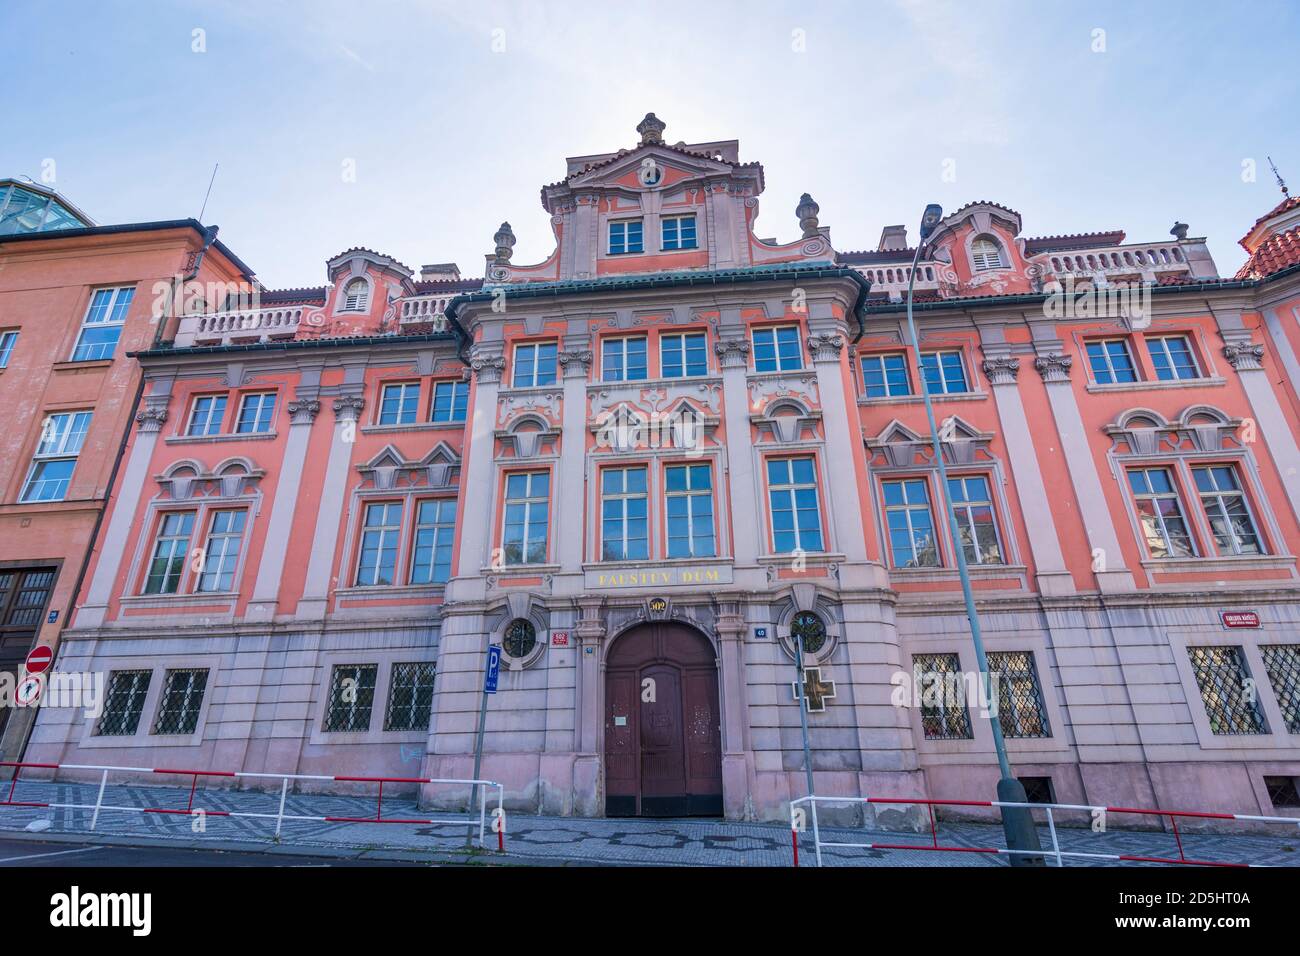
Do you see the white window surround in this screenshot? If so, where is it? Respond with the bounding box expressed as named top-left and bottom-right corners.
top-left (970, 235), bottom-right (1008, 272)
top-left (1166, 631), bottom-right (1300, 753)
top-left (340, 277), bottom-right (370, 312)
top-left (75, 655), bottom-right (222, 750)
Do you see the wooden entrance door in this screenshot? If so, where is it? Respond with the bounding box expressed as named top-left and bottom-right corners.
top-left (604, 623), bottom-right (723, 817)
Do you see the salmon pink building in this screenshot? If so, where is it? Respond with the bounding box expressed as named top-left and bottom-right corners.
top-left (25, 117), bottom-right (1300, 823)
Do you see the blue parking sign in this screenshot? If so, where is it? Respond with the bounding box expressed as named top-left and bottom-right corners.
top-left (484, 645), bottom-right (502, 694)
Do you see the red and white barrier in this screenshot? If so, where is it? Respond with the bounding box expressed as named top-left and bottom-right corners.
top-left (789, 795), bottom-right (1300, 868)
top-left (1, 760), bottom-right (506, 851)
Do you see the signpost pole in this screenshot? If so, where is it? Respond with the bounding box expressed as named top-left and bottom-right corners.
top-left (794, 633), bottom-right (815, 799)
top-left (466, 644), bottom-right (501, 847)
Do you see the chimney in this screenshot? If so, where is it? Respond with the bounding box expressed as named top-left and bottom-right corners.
top-left (878, 225), bottom-right (908, 252)
top-left (420, 262), bottom-right (461, 281)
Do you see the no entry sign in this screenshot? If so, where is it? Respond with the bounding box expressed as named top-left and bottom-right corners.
top-left (24, 644), bottom-right (53, 675)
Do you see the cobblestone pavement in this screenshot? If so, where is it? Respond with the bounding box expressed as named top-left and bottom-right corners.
top-left (1, 779), bottom-right (1297, 867)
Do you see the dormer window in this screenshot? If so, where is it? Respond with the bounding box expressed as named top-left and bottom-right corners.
top-left (971, 236), bottom-right (1006, 272)
top-left (609, 220), bottom-right (643, 255)
top-left (342, 278), bottom-right (369, 311)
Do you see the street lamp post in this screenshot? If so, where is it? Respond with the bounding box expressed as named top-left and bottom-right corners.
top-left (901, 204), bottom-right (1044, 866)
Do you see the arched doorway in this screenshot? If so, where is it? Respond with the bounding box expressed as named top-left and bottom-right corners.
top-left (604, 622), bottom-right (723, 817)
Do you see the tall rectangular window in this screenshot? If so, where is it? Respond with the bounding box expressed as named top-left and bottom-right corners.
top-left (152, 668), bottom-right (209, 735)
top-left (235, 392), bottom-right (277, 433)
top-left (602, 337), bottom-right (648, 382)
top-left (1148, 335), bottom-right (1200, 381)
top-left (1193, 465), bottom-right (1263, 556)
top-left (356, 502), bottom-right (403, 586)
top-left (1188, 646), bottom-right (1266, 735)
top-left (661, 215), bottom-right (697, 250)
top-left (0, 330), bottom-right (17, 368)
top-left (767, 457), bottom-right (823, 554)
top-left (1260, 645), bottom-right (1300, 735)
top-left (987, 651), bottom-right (1051, 738)
top-left (861, 353), bottom-right (911, 398)
top-left (948, 475), bottom-right (1003, 565)
top-left (601, 467), bottom-right (649, 561)
top-left (385, 662), bottom-right (436, 732)
top-left (665, 464), bottom-right (715, 558)
top-left (324, 664), bottom-right (377, 732)
top-left (883, 479), bottom-right (938, 568)
top-left (20, 411), bottom-right (92, 503)
top-left (660, 332), bottom-right (707, 378)
top-left (1086, 339), bottom-right (1137, 384)
top-left (912, 652), bottom-right (974, 740)
top-left (920, 350), bottom-right (970, 394)
top-left (187, 395), bottom-right (227, 436)
top-left (503, 471), bottom-right (550, 565)
top-left (1128, 467), bottom-right (1194, 558)
top-left (72, 286), bottom-right (133, 361)
top-left (752, 326), bottom-right (803, 373)
top-left (144, 512), bottom-right (195, 594)
top-left (410, 499), bottom-right (456, 584)
top-left (513, 342), bottom-right (558, 387)
top-left (197, 510), bottom-right (246, 592)
top-left (378, 382), bottom-right (420, 425)
top-left (608, 219), bottom-right (643, 254)
top-left (430, 380), bottom-right (469, 423)
top-left (96, 670), bottom-right (152, 736)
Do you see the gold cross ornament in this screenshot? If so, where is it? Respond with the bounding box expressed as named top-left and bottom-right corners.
top-left (792, 667), bottom-right (836, 713)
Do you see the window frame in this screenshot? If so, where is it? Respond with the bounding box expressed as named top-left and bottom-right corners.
top-left (1192, 464), bottom-right (1266, 556)
top-left (501, 470), bottom-right (551, 566)
top-left (1147, 334), bottom-right (1202, 382)
top-left (970, 236), bottom-right (1006, 272)
top-left (664, 462), bottom-right (717, 559)
top-left (1085, 338), bottom-right (1139, 385)
top-left (919, 349), bottom-right (971, 394)
top-left (601, 336), bottom-right (649, 383)
top-left (151, 667), bottom-right (210, 736)
top-left (71, 286), bottom-right (134, 362)
top-left (752, 325), bottom-right (804, 373)
top-left (20, 410), bottom-right (93, 503)
top-left (946, 474), bottom-right (1005, 566)
top-left (608, 218), bottom-right (644, 255)
top-left (860, 352), bottom-right (913, 398)
top-left (512, 341), bottom-right (559, 388)
top-left (378, 381), bottom-right (421, 426)
top-left (355, 501), bottom-right (404, 587)
top-left (195, 509), bottom-right (248, 593)
top-left (142, 510), bottom-right (197, 595)
top-left (408, 497), bottom-right (457, 585)
top-left (429, 379), bottom-right (469, 424)
top-left (0, 329), bottom-right (17, 368)
top-left (660, 214), bottom-right (698, 251)
top-left (341, 278), bottom-right (370, 312)
top-left (766, 456), bottom-right (824, 555)
top-left (659, 331), bottom-right (709, 378)
top-left (234, 391), bottom-right (277, 434)
top-left (600, 465), bottom-right (650, 561)
top-left (185, 394), bottom-right (228, 437)
top-left (882, 477), bottom-right (941, 569)
top-left (1126, 466), bottom-right (1197, 559)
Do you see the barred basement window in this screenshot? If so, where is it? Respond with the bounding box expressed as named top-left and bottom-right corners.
top-left (503, 618), bottom-right (536, 659)
top-left (324, 664), bottom-right (377, 732)
top-left (96, 670), bottom-right (152, 736)
top-left (1187, 646), bottom-right (1266, 735)
top-left (152, 668), bottom-right (209, 735)
top-left (1018, 776), bottom-right (1055, 804)
top-left (791, 612), bottom-right (827, 655)
top-left (987, 651), bottom-right (1050, 738)
top-left (912, 652), bottom-right (974, 740)
top-left (1260, 645), bottom-right (1300, 734)
top-left (384, 662), bottom-right (436, 732)
top-left (1264, 776), bottom-right (1300, 809)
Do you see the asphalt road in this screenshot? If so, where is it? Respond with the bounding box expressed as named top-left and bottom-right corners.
top-left (0, 837), bottom-right (427, 867)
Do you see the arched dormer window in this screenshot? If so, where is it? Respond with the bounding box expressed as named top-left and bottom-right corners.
top-left (342, 278), bottom-right (369, 311)
top-left (971, 236), bottom-right (1006, 272)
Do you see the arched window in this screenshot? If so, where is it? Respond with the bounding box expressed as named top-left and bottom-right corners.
top-left (342, 278), bottom-right (369, 311)
top-left (970, 236), bottom-right (1006, 272)
top-left (791, 611), bottom-right (827, 654)
top-left (503, 618), bottom-right (537, 659)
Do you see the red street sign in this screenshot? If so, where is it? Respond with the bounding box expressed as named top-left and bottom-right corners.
top-left (551, 631), bottom-right (570, 647)
top-left (24, 644), bottom-right (54, 675)
top-left (1221, 611), bottom-right (1261, 629)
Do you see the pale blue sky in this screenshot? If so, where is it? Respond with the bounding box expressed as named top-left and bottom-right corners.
top-left (4, 0), bottom-right (1298, 287)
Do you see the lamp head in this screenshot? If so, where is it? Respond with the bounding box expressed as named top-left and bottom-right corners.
top-left (918, 204), bottom-right (944, 241)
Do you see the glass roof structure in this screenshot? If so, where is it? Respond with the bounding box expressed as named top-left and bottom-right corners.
top-left (0, 180), bottom-right (94, 235)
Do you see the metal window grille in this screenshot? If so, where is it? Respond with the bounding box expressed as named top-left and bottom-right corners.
top-left (97, 670), bottom-right (152, 736)
top-left (324, 664), bottom-right (377, 732)
top-left (503, 619), bottom-right (537, 659)
top-left (1187, 645), bottom-right (1266, 735)
top-left (152, 668), bottom-right (209, 735)
top-left (384, 662), bottom-right (436, 732)
top-left (987, 650), bottom-right (1051, 738)
top-left (912, 652), bottom-right (974, 740)
top-left (1261, 644), bottom-right (1300, 734)
top-left (791, 612), bottom-right (828, 655)
top-left (1264, 776), bottom-right (1300, 808)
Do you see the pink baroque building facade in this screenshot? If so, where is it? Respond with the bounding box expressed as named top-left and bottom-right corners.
top-left (26, 115), bottom-right (1300, 823)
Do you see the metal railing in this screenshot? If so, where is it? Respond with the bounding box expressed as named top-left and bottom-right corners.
top-left (1, 760), bottom-right (506, 851)
top-left (789, 794), bottom-right (1300, 868)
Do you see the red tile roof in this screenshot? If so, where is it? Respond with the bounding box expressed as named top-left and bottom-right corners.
top-left (1235, 224), bottom-right (1300, 280)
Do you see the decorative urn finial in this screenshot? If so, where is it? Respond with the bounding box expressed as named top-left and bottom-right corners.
top-left (797, 193), bottom-right (821, 238)
top-left (637, 112), bottom-right (666, 146)
top-left (494, 222), bottom-right (516, 263)
top-left (1170, 221), bottom-right (1189, 241)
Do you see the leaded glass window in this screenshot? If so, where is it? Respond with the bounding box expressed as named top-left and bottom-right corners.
top-left (97, 670), bottom-right (152, 736)
top-left (1260, 645), bottom-right (1300, 734)
top-left (913, 652), bottom-right (974, 740)
top-left (324, 664), bottom-right (377, 732)
top-left (384, 662), bottom-right (436, 732)
top-left (152, 668), bottom-right (209, 735)
top-left (987, 650), bottom-right (1050, 738)
top-left (791, 611), bottom-right (827, 655)
top-left (503, 618), bottom-right (536, 659)
top-left (1187, 645), bottom-right (1266, 735)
